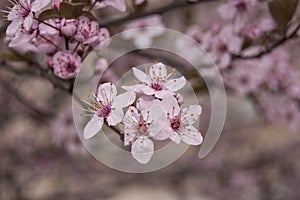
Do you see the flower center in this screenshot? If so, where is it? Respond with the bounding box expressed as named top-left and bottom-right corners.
top-left (170, 116), bottom-right (181, 131)
top-left (66, 62), bottom-right (77, 73)
top-left (138, 121), bottom-right (148, 135)
top-left (98, 104), bottom-right (111, 118)
top-left (236, 2), bottom-right (247, 12)
top-left (16, 2), bottom-right (32, 18)
top-left (151, 83), bottom-right (163, 91)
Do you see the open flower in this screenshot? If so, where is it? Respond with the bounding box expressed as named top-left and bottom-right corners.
top-left (121, 15), bottom-right (165, 48)
top-left (5, 0), bottom-right (51, 35)
top-left (84, 83), bottom-right (135, 139)
top-left (91, 0), bottom-right (126, 12)
top-left (75, 16), bottom-right (110, 49)
top-left (122, 62), bottom-right (186, 99)
top-left (123, 104), bottom-right (164, 164)
top-left (52, 51), bottom-right (81, 79)
top-left (159, 95), bottom-right (203, 145)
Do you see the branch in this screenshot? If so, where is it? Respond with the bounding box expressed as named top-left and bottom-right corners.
top-left (99, 0), bottom-right (217, 26)
top-left (234, 23), bottom-right (300, 60)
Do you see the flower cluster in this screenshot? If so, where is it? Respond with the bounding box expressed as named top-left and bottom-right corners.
top-left (3, 0), bottom-right (128, 79)
top-left (83, 62), bottom-right (203, 164)
top-left (177, 0), bottom-right (300, 131)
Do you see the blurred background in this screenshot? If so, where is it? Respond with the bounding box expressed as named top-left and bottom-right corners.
top-left (1, 0), bottom-right (300, 199)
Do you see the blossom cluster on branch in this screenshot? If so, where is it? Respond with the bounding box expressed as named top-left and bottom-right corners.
top-left (83, 63), bottom-right (203, 164)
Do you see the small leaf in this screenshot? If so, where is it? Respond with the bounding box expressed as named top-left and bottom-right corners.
top-left (39, 9), bottom-right (61, 21)
top-left (268, 0), bottom-right (299, 34)
top-left (71, 0), bottom-right (89, 4)
top-left (81, 11), bottom-right (97, 21)
top-left (60, 1), bottom-right (84, 19)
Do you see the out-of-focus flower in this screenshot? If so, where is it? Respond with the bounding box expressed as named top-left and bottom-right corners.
top-left (159, 95), bottom-right (203, 145)
top-left (52, 51), bottom-right (81, 79)
top-left (51, 107), bottom-right (86, 156)
top-left (5, 0), bottom-right (51, 34)
top-left (75, 16), bottom-right (110, 49)
top-left (122, 62), bottom-right (186, 99)
top-left (52, 0), bottom-right (61, 9)
top-left (61, 18), bottom-right (78, 37)
top-left (34, 34), bottom-right (61, 54)
top-left (83, 83), bottom-right (135, 139)
top-left (223, 59), bottom-right (268, 96)
top-left (8, 24), bottom-right (37, 50)
top-left (123, 104), bottom-right (164, 164)
top-left (91, 0), bottom-right (126, 12)
top-left (210, 25), bottom-right (243, 69)
top-left (218, 0), bottom-right (256, 31)
top-left (135, 0), bottom-right (146, 5)
top-left (95, 58), bottom-right (118, 83)
top-left (121, 15), bottom-right (165, 48)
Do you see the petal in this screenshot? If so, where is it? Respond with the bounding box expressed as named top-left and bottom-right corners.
top-left (83, 114), bottom-right (104, 139)
top-left (31, 0), bottom-right (51, 11)
top-left (6, 20), bottom-right (22, 36)
top-left (97, 82), bottom-right (117, 104)
top-left (124, 130), bottom-right (136, 146)
top-left (149, 62), bottom-right (167, 80)
top-left (169, 131), bottom-right (181, 144)
top-left (154, 90), bottom-right (173, 99)
top-left (122, 84), bottom-right (144, 92)
top-left (217, 4), bottom-right (236, 20)
top-left (112, 91), bottom-right (136, 108)
top-left (107, 109), bottom-right (123, 126)
top-left (179, 126), bottom-right (203, 145)
top-left (137, 95), bottom-right (159, 111)
top-left (123, 106), bottom-right (140, 126)
top-left (180, 105), bottom-right (202, 126)
top-left (131, 137), bottom-right (154, 164)
top-left (140, 86), bottom-right (156, 96)
top-left (165, 76), bottom-right (187, 92)
top-left (152, 125), bottom-right (172, 141)
top-left (160, 94), bottom-right (180, 117)
top-left (134, 35), bottom-right (153, 48)
top-left (133, 67), bottom-right (149, 83)
top-left (23, 15), bottom-right (33, 30)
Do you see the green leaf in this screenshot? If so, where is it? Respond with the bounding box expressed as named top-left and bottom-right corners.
top-left (39, 9), bottom-right (61, 21)
top-left (268, 0), bottom-right (299, 34)
top-left (60, 1), bottom-right (84, 19)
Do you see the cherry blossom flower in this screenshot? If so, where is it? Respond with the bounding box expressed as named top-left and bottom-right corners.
top-left (91, 0), bottom-right (126, 12)
top-left (7, 23), bottom-right (37, 49)
top-left (123, 104), bottom-right (164, 164)
top-left (52, 51), bottom-right (81, 79)
top-left (121, 15), bottom-right (165, 48)
top-left (159, 95), bottom-right (203, 145)
top-left (122, 62), bottom-right (187, 99)
top-left (223, 59), bottom-right (268, 96)
top-left (51, 107), bottom-right (86, 156)
top-left (84, 83), bottom-right (135, 139)
top-left (218, 0), bottom-right (256, 31)
top-left (210, 25), bottom-right (243, 69)
top-left (75, 16), bottom-right (110, 49)
top-left (60, 18), bottom-right (78, 37)
top-left (5, 0), bottom-right (51, 34)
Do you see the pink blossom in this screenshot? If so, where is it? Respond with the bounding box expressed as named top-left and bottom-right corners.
top-left (51, 107), bottom-right (86, 156)
top-left (52, 51), bottom-right (81, 79)
top-left (52, 0), bottom-right (61, 9)
top-left (123, 104), bottom-right (164, 164)
top-left (122, 62), bottom-right (187, 99)
top-left (159, 95), bottom-right (203, 145)
top-left (5, 0), bottom-right (51, 35)
top-left (84, 83), bottom-right (135, 139)
top-left (218, 0), bottom-right (256, 31)
top-left (121, 15), bottom-right (165, 48)
top-left (210, 25), bottom-right (243, 69)
top-left (8, 24), bottom-right (37, 50)
top-left (224, 59), bottom-right (268, 96)
top-left (91, 0), bottom-right (126, 12)
top-left (61, 18), bottom-right (78, 37)
top-left (135, 0), bottom-right (146, 5)
top-left (75, 16), bottom-right (110, 49)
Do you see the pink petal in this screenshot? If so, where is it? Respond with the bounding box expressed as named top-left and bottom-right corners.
top-left (83, 114), bottom-right (104, 139)
top-left (107, 109), bottom-right (123, 126)
top-left (179, 126), bottom-right (203, 145)
top-left (133, 67), bottom-right (149, 83)
top-left (140, 86), bottom-right (156, 96)
top-left (23, 15), bottom-right (33, 31)
top-left (217, 4), bottom-right (236, 20)
top-left (122, 84), bottom-right (144, 92)
top-left (180, 105), bottom-right (202, 126)
top-left (169, 131), bottom-right (181, 144)
top-left (6, 20), bottom-right (22, 36)
top-left (97, 83), bottom-right (117, 104)
top-left (123, 106), bottom-right (140, 126)
top-left (165, 76), bottom-right (186, 92)
top-left (137, 95), bottom-right (160, 111)
top-left (161, 94), bottom-right (180, 116)
top-left (131, 137), bottom-right (154, 164)
top-left (154, 90), bottom-right (173, 99)
top-left (112, 91), bottom-right (136, 109)
top-left (124, 131), bottom-right (136, 146)
top-left (31, 0), bottom-right (51, 11)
